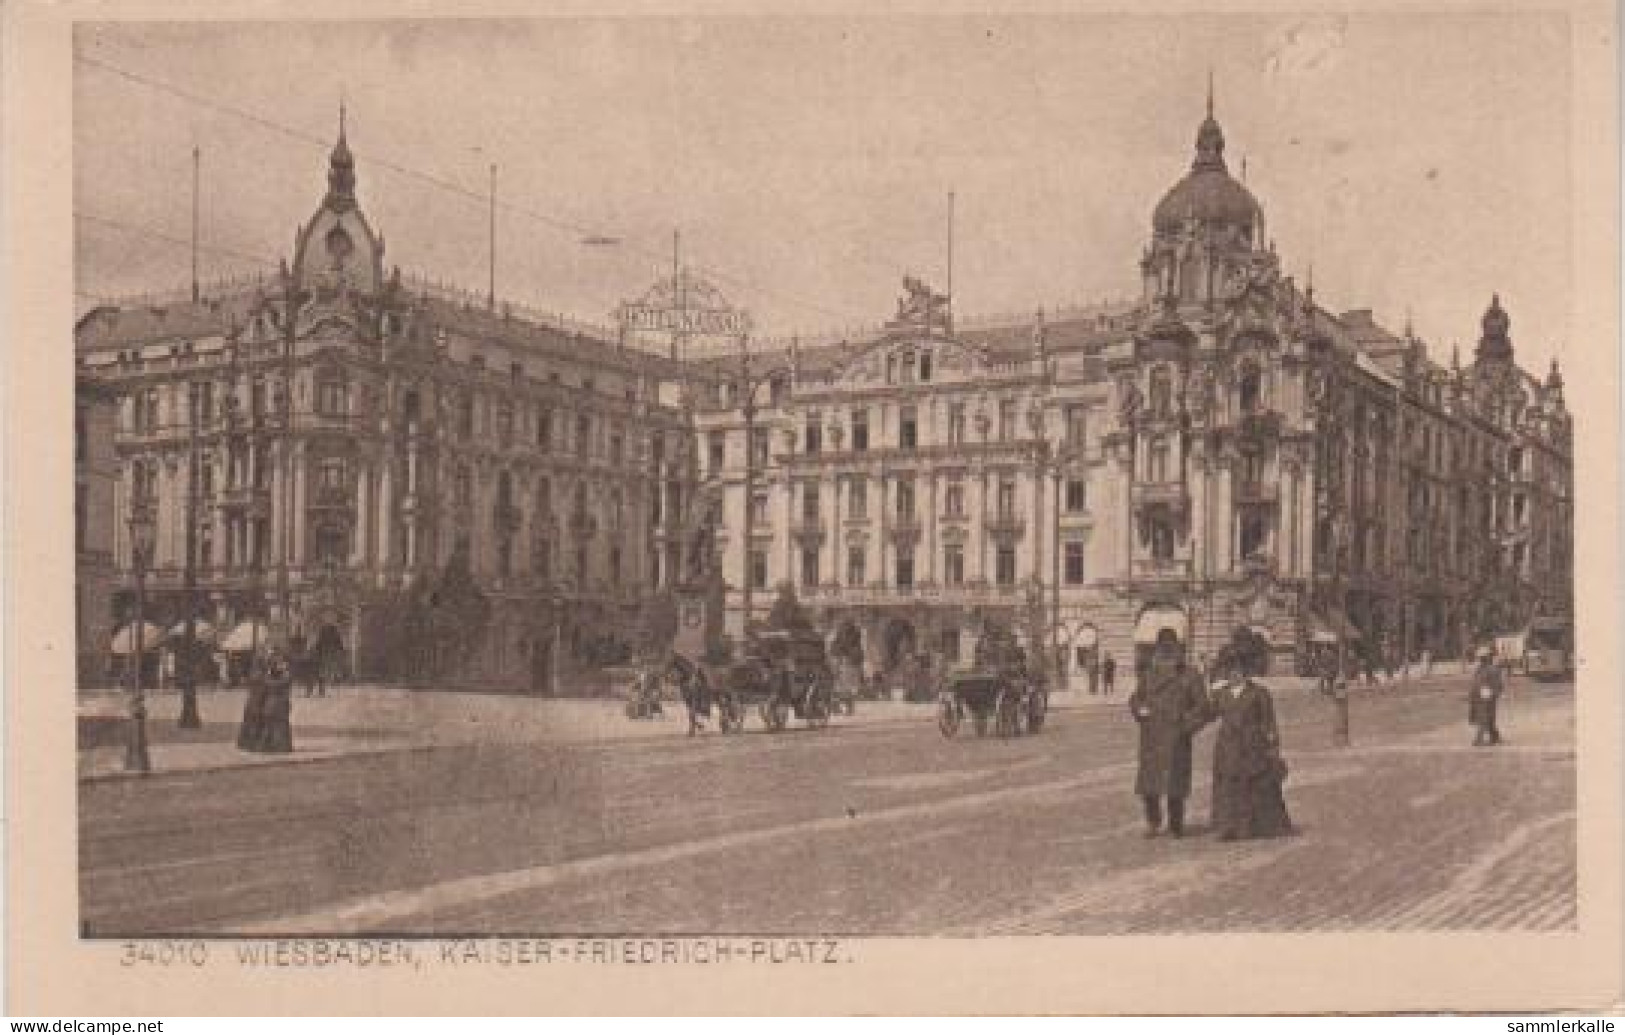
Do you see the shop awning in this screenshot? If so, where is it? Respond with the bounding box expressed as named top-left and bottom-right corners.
top-left (109, 621), bottom-right (164, 655)
top-left (168, 619), bottom-right (216, 643)
top-left (1307, 609), bottom-right (1361, 644)
top-left (1133, 607), bottom-right (1188, 645)
top-left (221, 620), bottom-right (271, 653)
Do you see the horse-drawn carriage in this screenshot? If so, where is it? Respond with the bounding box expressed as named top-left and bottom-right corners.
top-left (666, 628), bottom-right (837, 734)
top-left (937, 629), bottom-right (1048, 738)
top-left (937, 668), bottom-right (1048, 737)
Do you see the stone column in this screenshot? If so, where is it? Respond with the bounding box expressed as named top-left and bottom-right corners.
top-left (926, 472), bottom-right (939, 583)
top-left (378, 456), bottom-right (394, 573)
top-left (352, 461), bottom-right (369, 566)
top-left (291, 443), bottom-right (306, 574)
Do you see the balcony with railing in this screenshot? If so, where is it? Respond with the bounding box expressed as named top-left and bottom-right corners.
top-left (1133, 481), bottom-right (1189, 509)
top-left (1133, 556), bottom-right (1194, 581)
top-left (790, 518), bottom-right (826, 547)
top-left (1235, 481), bottom-right (1279, 505)
top-left (986, 511), bottom-right (1026, 540)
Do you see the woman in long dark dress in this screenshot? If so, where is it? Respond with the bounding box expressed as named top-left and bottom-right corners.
top-left (258, 651), bottom-right (295, 754)
top-left (1208, 652), bottom-right (1293, 841)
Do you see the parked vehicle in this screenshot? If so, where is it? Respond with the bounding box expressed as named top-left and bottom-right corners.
top-left (700, 629), bottom-right (836, 733)
top-left (1523, 616), bottom-right (1574, 681)
top-left (938, 667), bottom-right (1048, 738)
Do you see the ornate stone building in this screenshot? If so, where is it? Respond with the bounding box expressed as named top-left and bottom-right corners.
top-left (77, 99), bottom-right (1572, 687)
top-left (75, 121), bottom-right (695, 689)
top-left (687, 96), bottom-right (1572, 682)
top-left (75, 375), bottom-right (120, 686)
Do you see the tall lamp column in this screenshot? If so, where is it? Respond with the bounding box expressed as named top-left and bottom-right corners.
top-left (126, 492), bottom-right (156, 772)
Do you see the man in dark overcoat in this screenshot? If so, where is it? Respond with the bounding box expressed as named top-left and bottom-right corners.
top-left (1128, 633), bottom-right (1212, 837)
top-left (1469, 648), bottom-right (1505, 746)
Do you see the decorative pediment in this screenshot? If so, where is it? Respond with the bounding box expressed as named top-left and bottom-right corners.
top-left (831, 336), bottom-right (988, 390)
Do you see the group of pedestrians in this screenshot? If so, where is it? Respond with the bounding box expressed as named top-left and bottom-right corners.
top-left (1127, 636), bottom-right (1516, 840)
top-left (1128, 633), bottom-right (1291, 842)
top-left (236, 648), bottom-right (295, 754)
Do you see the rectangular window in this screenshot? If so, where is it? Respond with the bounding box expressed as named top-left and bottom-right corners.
top-left (708, 431), bottom-right (725, 474)
top-left (1065, 478), bottom-right (1087, 513)
top-left (800, 548), bottom-right (820, 588)
top-left (944, 544), bottom-right (964, 586)
top-left (749, 550), bottom-right (768, 590)
top-left (537, 409), bottom-right (552, 450)
top-left (750, 492), bottom-right (769, 526)
top-left (319, 457), bottom-right (347, 492)
top-left (947, 403), bottom-right (965, 445)
top-left (750, 427), bottom-right (770, 468)
top-left (316, 379), bottom-right (346, 417)
top-left (998, 399), bottom-right (1016, 441)
top-left (609, 431), bottom-right (624, 465)
top-left (609, 547), bottom-right (623, 585)
top-left (945, 481), bottom-right (965, 518)
top-left (995, 546), bottom-right (1017, 586)
top-left (851, 409), bottom-right (869, 452)
top-left (847, 547), bottom-right (866, 587)
top-left (576, 414), bottom-right (592, 456)
top-left (802, 484), bottom-right (821, 525)
top-left (1065, 541), bottom-right (1085, 585)
top-left (848, 477), bottom-right (868, 519)
top-left (896, 479), bottom-right (916, 520)
top-left (804, 418), bottom-right (822, 454)
top-left (899, 406), bottom-right (917, 450)
top-left (1065, 405), bottom-right (1087, 449)
top-left (895, 549), bottom-right (915, 589)
top-left (997, 480), bottom-right (1017, 519)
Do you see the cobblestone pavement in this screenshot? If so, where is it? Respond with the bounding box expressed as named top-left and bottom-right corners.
top-left (79, 674), bottom-right (1574, 937)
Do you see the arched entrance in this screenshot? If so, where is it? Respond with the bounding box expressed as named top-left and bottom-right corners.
top-left (314, 623), bottom-right (346, 684)
top-left (1133, 604), bottom-right (1188, 677)
top-left (883, 618), bottom-right (917, 672)
top-left (830, 620), bottom-right (864, 668)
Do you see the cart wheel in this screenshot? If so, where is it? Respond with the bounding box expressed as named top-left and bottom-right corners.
top-left (937, 698), bottom-right (961, 738)
top-left (1027, 691), bottom-right (1048, 733)
top-left (766, 698), bottom-right (790, 732)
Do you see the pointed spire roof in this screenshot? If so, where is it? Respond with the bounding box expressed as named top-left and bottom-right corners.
top-left (325, 103), bottom-right (357, 212)
top-left (1476, 292), bottom-right (1513, 363)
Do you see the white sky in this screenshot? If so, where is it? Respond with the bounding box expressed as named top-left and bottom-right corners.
top-left (75, 14), bottom-right (1571, 372)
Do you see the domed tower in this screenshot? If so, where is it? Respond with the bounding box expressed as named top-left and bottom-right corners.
top-left (292, 106), bottom-right (385, 296)
top-left (1141, 85), bottom-right (1269, 311)
top-left (1475, 293), bottom-right (1515, 365)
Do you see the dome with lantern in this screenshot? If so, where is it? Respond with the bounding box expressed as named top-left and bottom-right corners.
top-left (1151, 94), bottom-right (1263, 241)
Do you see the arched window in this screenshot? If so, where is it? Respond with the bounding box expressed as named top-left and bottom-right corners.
top-left (1239, 361), bottom-right (1262, 413)
top-left (1149, 367), bottom-right (1173, 418)
top-left (1149, 436), bottom-right (1171, 483)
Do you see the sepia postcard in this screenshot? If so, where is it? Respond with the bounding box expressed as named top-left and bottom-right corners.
top-left (5, 0), bottom-right (1621, 1016)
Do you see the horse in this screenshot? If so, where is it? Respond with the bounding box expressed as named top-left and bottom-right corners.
top-left (665, 655), bottom-right (714, 736)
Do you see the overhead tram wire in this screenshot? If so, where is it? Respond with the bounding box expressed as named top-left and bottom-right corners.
top-left (74, 51), bottom-right (872, 328)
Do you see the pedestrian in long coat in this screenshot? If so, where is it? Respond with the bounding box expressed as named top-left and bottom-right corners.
top-left (1469, 650), bottom-right (1505, 746)
top-left (1208, 652), bottom-right (1293, 841)
top-left (236, 654), bottom-right (269, 751)
top-left (258, 651), bottom-right (295, 754)
top-left (1128, 637), bottom-right (1211, 838)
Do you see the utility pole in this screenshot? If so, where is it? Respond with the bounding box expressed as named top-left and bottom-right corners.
top-left (179, 143), bottom-right (203, 727)
top-left (739, 335), bottom-right (756, 634)
top-left (178, 390), bottom-right (202, 728)
top-left (487, 162), bottom-right (497, 311)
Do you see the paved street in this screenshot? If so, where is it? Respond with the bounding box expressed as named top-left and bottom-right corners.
top-left (79, 673), bottom-right (1574, 937)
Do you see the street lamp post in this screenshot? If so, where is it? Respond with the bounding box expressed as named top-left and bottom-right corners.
top-left (126, 491), bottom-right (156, 773)
top-left (178, 403), bottom-right (202, 729)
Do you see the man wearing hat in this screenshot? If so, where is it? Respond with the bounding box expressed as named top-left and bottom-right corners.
top-left (1128, 630), bottom-right (1212, 838)
top-left (1469, 647), bottom-right (1505, 746)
